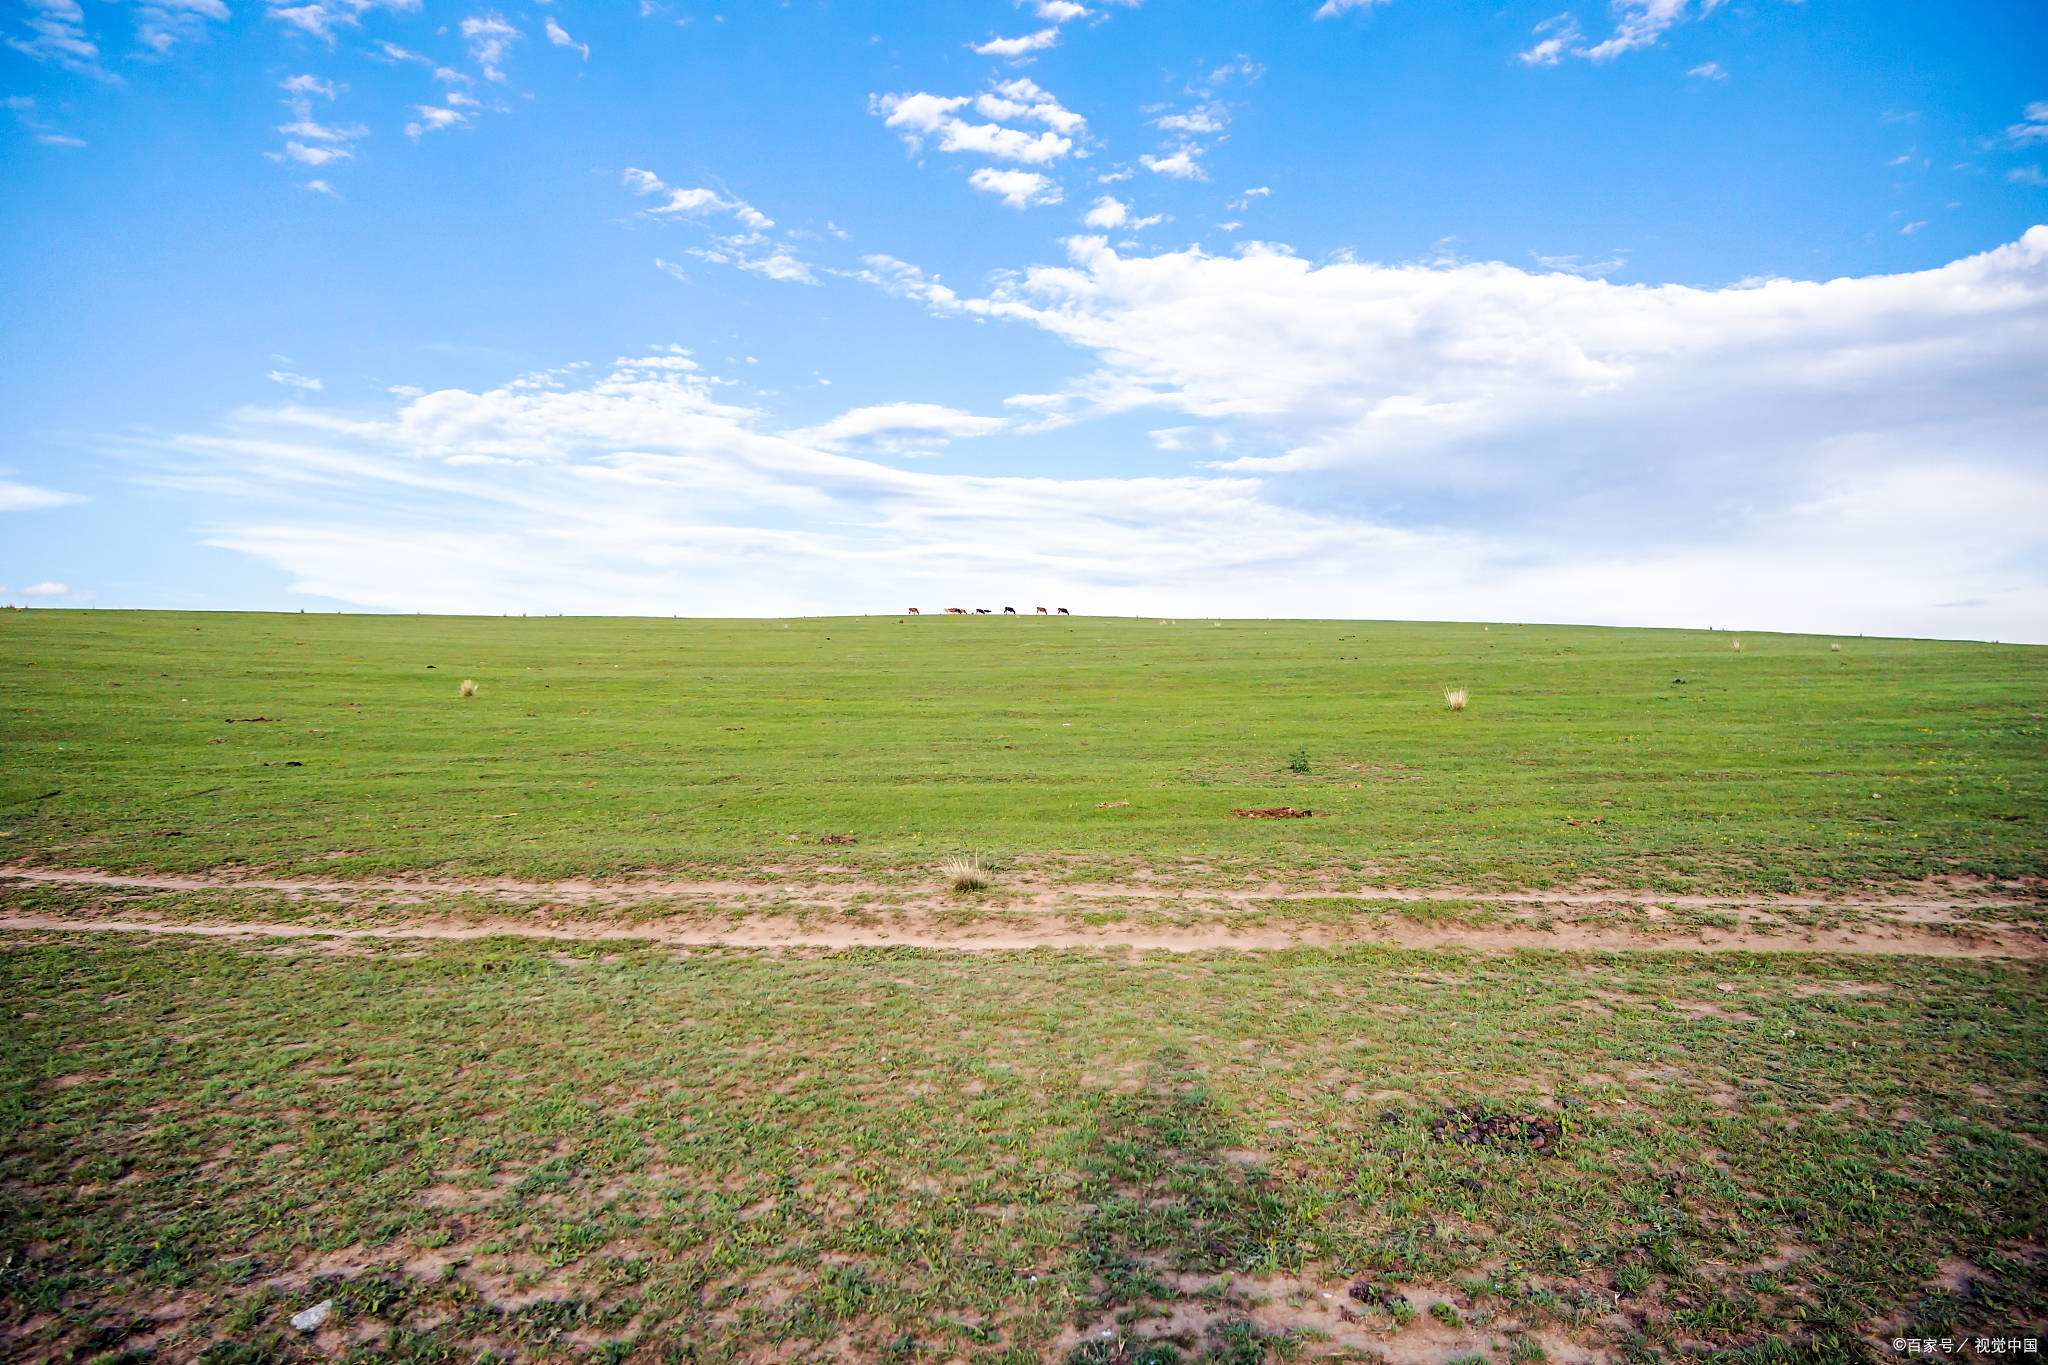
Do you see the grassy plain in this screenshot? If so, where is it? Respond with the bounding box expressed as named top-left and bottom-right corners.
top-left (1, 610), bottom-right (2042, 892)
top-left (1, 610), bottom-right (2043, 1361)
top-left (2, 934), bottom-right (2043, 1363)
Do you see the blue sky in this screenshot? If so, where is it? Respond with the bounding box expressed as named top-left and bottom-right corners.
top-left (4, 0), bottom-right (2046, 637)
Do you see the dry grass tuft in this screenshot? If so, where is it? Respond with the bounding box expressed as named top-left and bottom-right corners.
top-left (943, 854), bottom-right (990, 892)
top-left (1830, 643), bottom-right (1842, 651)
top-left (1731, 639), bottom-right (1744, 652)
top-left (1443, 687), bottom-right (1469, 711)
top-left (459, 679), bottom-right (479, 698)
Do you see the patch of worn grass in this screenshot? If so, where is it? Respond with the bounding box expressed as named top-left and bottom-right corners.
top-left (0, 611), bottom-right (2042, 893)
top-left (0, 933), bottom-right (2041, 1361)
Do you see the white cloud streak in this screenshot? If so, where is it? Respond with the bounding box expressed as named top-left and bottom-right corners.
top-left (0, 479), bottom-right (84, 511)
top-left (134, 231), bottom-right (2048, 641)
top-left (544, 16), bottom-right (588, 58)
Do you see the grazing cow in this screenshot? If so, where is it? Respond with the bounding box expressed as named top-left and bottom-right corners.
top-left (908, 607), bottom-right (920, 614)
top-left (1003, 607), bottom-right (1017, 614)
top-left (1057, 607), bottom-right (1070, 615)
top-left (1036, 607), bottom-right (1048, 614)
top-left (945, 607), bottom-right (968, 614)
top-left (975, 608), bottom-right (993, 614)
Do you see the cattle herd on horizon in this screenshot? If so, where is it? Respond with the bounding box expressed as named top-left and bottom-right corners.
top-left (905, 607), bottom-right (1070, 615)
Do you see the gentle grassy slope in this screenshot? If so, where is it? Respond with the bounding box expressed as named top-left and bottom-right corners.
top-left (1, 935), bottom-right (2041, 1361)
top-left (1, 610), bottom-right (2042, 890)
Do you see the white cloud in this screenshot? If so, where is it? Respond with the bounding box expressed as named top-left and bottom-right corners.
top-left (874, 82), bottom-right (1084, 168)
top-left (461, 13), bottom-right (519, 81)
top-left (405, 102), bottom-right (470, 138)
top-left (1688, 61), bottom-right (1726, 80)
top-left (1900, 221), bottom-right (1925, 236)
top-left (134, 0), bottom-right (230, 52)
top-left (787, 403), bottom-right (1007, 453)
top-left (2008, 101), bottom-right (2048, 147)
top-left (969, 167), bottom-right (1062, 209)
top-left (623, 168), bottom-right (773, 230)
top-left (5, 94), bottom-right (86, 146)
top-left (1516, 13), bottom-right (1582, 66)
top-left (545, 16), bottom-right (588, 58)
top-left (1154, 104), bottom-right (1226, 135)
top-left (1141, 146), bottom-right (1204, 180)
top-left (305, 178), bottom-right (340, 197)
top-left (280, 140), bottom-right (350, 164)
top-left (973, 79), bottom-right (1086, 135)
top-left (7, 0), bottom-right (112, 79)
top-left (2012, 166), bottom-right (2047, 187)
top-left (1312, 0), bottom-right (1391, 18)
top-left (1522, 0), bottom-right (1724, 66)
top-left (1083, 195), bottom-right (1129, 229)
top-left (1034, 0), bottom-right (1088, 19)
top-left (21, 581), bottom-right (70, 597)
top-left (127, 232), bottom-right (2048, 640)
top-left (974, 27), bottom-right (1060, 58)
top-left (266, 0), bottom-right (421, 43)
top-left (0, 480), bottom-right (82, 511)
top-left (267, 369), bottom-right (325, 391)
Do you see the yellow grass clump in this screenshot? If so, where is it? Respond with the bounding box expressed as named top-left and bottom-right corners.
top-left (1731, 639), bottom-right (1744, 652)
top-left (459, 679), bottom-right (479, 697)
top-left (944, 854), bottom-right (990, 892)
top-left (1443, 687), bottom-right (1469, 711)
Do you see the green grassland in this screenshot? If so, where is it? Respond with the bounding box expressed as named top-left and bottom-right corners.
top-left (3, 610), bottom-right (2044, 1361)
top-left (2, 934), bottom-right (2043, 1363)
top-left (1, 610), bottom-right (2043, 891)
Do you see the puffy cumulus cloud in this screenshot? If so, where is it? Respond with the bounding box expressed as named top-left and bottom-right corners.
top-left (1520, 0), bottom-right (1723, 65)
top-left (0, 479), bottom-right (83, 511)
top-left (21, 581), bottom-right (71, 596)
top-left (852, 228), bottom-right (2048, 639)
top-left (1082, 195), bottom-right (1129, 229)
top-left (969, 167), bottom-right (1061, 209)
top-left (135, 235), bottom-right (2048, 640)
top-left (1140, 146), bottom-right (1204, 179)
top-left (873, 82), bottom-right (1083, 166)
top-left (786, 403), bottom-right (1007, 454)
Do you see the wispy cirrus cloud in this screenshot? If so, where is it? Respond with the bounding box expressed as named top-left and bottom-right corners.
top-left (1519, 0), bottom-right (1724, 66)
top-left (266, 0), bottom-right (421, 44)
top-left (5, 94), bottom-right (86, 146)
top-left (624, 169), bottom-right (817, 281)
top-left (544, 17), bottom-right (588, 59)
top-left (0, 479), bottom-right (84, 511)
top-left (270, 74), bottom-right (367, 166)
top-left (7, 0), bottom-right (114, 80)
